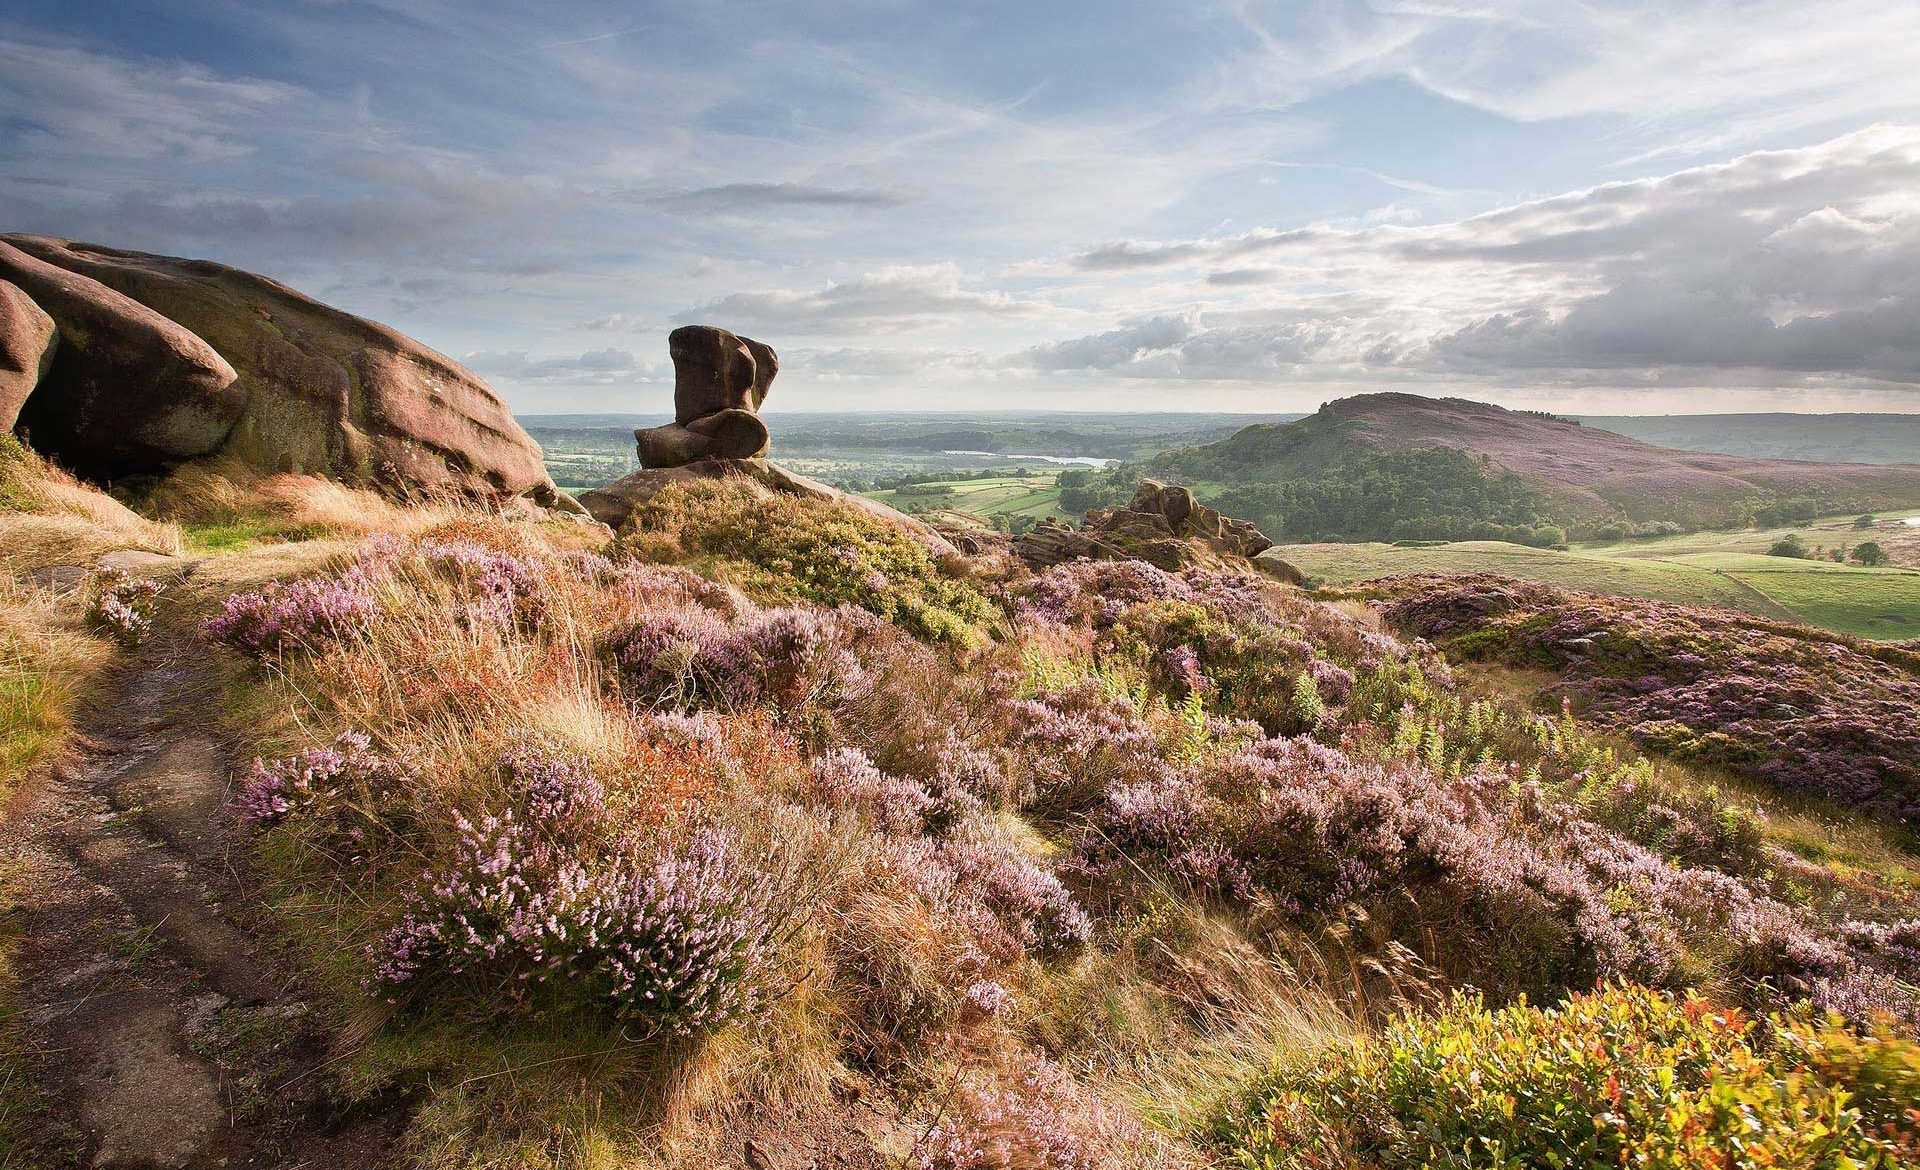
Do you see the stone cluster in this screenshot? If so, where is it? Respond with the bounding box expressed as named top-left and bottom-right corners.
top-left (1018, 478), bottom-right (1295, 578)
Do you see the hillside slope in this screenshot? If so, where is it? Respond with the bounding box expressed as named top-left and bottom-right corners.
top-left (1152, 393), bottom-right (1920, 537)
top-left (6, 443), bottom-right (1920, 1167)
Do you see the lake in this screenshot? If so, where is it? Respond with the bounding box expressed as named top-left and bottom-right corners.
top-left (942, 450), bottom-right (1118, 467)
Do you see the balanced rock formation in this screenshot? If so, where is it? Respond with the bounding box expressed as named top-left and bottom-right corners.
top-left (0, 278), bottom-right (57, 431)
top-left (1018, 478), bottom-right (1289, 575)
top-left (1, 235), bottom-right (562, 506)
top-left (635, 325), bottom-right (779, 467)
top-left (578, 328), bottom-right (955, 553)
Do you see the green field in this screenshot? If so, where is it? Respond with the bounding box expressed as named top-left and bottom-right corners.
top-left (1270, 510), bottom-right (1920, 640)
top-left (865, 473), bottom-right (1072, 524)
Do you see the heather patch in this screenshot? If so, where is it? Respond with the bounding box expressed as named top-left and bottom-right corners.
top-left (604, 603), bottom-right (881, 714)
top-left (372, 815), bottom-right (785, 1035)
top-left (205, 566), bottom-right (379, 657)
top-left (916, 1056), bottom-right (1135, 1170)
top-left (84, 572), bottom-right (161, 648)
top-left (1381, 576), bottom-right (1920, 824)
top-left (232, 731), bottom-right (413, 834)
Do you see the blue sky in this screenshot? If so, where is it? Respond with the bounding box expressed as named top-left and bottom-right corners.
top-left (6, 1), bottom-right (1920, 414)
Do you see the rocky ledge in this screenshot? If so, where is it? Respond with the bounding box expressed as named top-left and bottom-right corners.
top-left (1017, 478), bottom-right (1303, 581)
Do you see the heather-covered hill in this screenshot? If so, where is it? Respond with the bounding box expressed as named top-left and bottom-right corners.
top-left (4, 443), bottom-right (1919, 1168)
top-left (1143, 392), bottom-right (1920, 538)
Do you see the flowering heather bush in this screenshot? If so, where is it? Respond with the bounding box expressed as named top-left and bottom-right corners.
top-left (498, 743), bottom-right (607, 830)
top-left (621, 478), bottom-right (996, 644)
top-left (373, 816), bottom-right (782, 1035)
top-left (917, 1057), bottom-right (1127, 1170)
top-left (805, 747), bottom-right (937, 836)
top-left (1211, 984), bottom-right (1920, 1169)
top-left (1081, 733), bottom-right (1847, 993)
top-left (1003, 679), bottom-right (1172, 814)
top-left (883, 825), bottom-right (1090, 962)
top-left (605, 604), bottom-right (878, 713)
top-left (206, 570), bottom-right (378, 657)
top-left (85, 573), bottom-right (161, 648)
top-left (232, 731), bottom-right (411, 831)
top-left (412, 537), bottom-right (548, 628)
top-left (1380, 576), bottom-right (1920, 823)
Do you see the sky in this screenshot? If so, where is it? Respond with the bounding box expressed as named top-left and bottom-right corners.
top-left (6, 2), bottom-right (1920, 416)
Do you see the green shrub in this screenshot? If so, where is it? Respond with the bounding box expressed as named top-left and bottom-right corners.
top-left (1768, 534), bottom-right (1811, 559)
top-left (1209, 984), bottom-right (1920, 1170)
top-left (622, 479), bottom-right (997, 645)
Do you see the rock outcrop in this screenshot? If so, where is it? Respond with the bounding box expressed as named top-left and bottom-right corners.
top-left (1017, 478), bottom-right (1289, 575)
top-left (1, 241), bottom-right (244, 474)
top-left (0, 278), bottom-right (57, 432)
top-left (635, 325), bottom-right (777, 467)
top-left (579, 327), bottom-right (955, 553)
top-left (1, 235), bottom-right (561, 506)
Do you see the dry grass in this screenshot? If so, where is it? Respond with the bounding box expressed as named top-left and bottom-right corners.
top-left (141, 459), bottom-right (464, 550)
top-left (0, 437), bottom-right (182, 569)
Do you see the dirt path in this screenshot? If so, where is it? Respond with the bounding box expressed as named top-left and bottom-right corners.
top-left (4, 572), bottom-right (404, 1169)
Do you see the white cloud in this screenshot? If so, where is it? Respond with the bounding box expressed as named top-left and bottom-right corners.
top-left (463, 347), bottom-right (664, 386)
top-left (0, 37), bottom-right (299, 161)
top-left (675, 263), bottom-right (1063, 335)
top-left (1016, 127), bottom-right (1920, 387)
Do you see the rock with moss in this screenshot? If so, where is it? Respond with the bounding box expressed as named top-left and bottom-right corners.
top-left (1017, 478), bottom-right (1278, 573)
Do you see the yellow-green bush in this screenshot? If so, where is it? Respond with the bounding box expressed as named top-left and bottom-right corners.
top-left (1209, 983), bottom-right (1920, 1169)
top-left (621, 479), bottom-right (997, 644)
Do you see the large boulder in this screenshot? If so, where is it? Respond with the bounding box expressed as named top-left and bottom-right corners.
top-left (1, 235), bottom-right (557, 503)
top-left (1, 241), bottom-right (243, 475)
top-left (638, 325), bottom-right (777, 467)
top-left (0, 278), bottom-right (57, 432)
top-left (669, 324), bottom-right (776, 422)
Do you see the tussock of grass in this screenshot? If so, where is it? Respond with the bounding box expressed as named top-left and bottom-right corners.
top-left (140, 458), bottom-right (466, 551)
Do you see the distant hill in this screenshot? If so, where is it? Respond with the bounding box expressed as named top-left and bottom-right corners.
top-left (1142, 393), bottom-right (1920, 540)
top-left (1576, 412), bottom-right (1920, 465)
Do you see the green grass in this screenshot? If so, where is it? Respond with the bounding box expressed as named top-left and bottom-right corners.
top-left (1270, 541), bottom-right (1790, 615)
top-left (1592, 508), bottom-right (1920, 560)
top-left (1673, 552), bottom-right (1920, 640)
top-left (865, 473), bottom-right (1074, 523)
top-left (181, 517), bottom-right (327, 553)
top-left (1272, 517), bottom-right (1920, 639)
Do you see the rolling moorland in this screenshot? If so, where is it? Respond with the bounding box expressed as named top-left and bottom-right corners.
top-left (4, 237), bottom-right (1920, 1168)
top-left (6, 432), bottom-right (1920, 1169)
